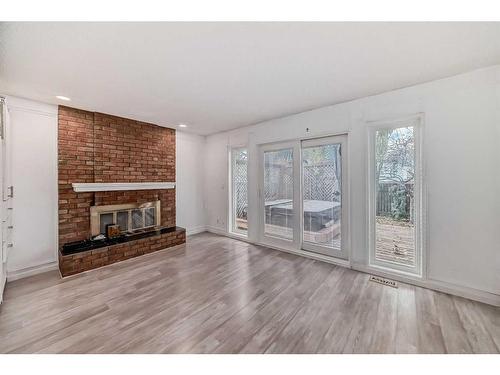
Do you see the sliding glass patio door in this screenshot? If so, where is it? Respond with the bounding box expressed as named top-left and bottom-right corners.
top-left (301, 135), bottom-right (347, 259)
top-left (260, 141), bottom-right (302, 249)
top-left (259, 135), bottom-right (348, 260)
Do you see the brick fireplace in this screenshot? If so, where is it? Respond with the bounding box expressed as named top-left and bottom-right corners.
top-left (58, 106), bottom-right (185, 276)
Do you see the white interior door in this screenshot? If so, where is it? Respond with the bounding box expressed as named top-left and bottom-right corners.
top-left (301, 135), bottom-right (348, 259)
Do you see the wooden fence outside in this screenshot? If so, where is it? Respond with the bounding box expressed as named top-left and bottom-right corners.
top-left (376, 182), bottom-right (414, 217)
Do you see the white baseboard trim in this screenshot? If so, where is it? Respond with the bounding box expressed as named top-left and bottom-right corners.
top-left (353, 264), bottom-right (500, 306)
top-left (205, 225), bottom-right (227, 235)
top-left (206, 226), bottom-right (350, 266)
top-left (255, 241), bottom-right (351, 268)
top-left (186, 226), bottom-right (208, 236)
top-left (206, 225), bottom-right (248, 241)
top-left (206, 227), bottom-right (500, 307)
top-left (7, 261), bottom-right (59, 282)
top-left (425, 279), bottom-right (500, 307)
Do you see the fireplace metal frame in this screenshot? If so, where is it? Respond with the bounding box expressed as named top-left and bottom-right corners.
top-left (90, 200), bottom-right (161, 236)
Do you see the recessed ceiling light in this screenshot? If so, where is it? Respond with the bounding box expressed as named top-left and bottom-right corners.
top-left (178, 124), bottom-right (187, 128)
top-left (55, 95), bottom-right (71, 101)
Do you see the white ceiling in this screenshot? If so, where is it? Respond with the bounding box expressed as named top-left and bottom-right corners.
top-left (1, 22), bottom-right (500, 135)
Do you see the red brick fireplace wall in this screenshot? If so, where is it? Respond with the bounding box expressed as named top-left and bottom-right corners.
top-left (58, 106), bottom-right (176, 247)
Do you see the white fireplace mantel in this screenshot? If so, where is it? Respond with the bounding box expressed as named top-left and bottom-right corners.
top-left (72, 182), bottom-right (176, 193)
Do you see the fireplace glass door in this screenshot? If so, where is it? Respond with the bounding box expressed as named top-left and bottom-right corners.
top-left (91, 201), bottom-right (161, 236)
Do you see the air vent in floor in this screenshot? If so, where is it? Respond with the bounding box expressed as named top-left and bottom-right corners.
top-left (369, 275), bottom-right (398, 288)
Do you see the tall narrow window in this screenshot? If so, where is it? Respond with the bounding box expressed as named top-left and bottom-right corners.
top-left (231, 148), bottom-right (248, 235)
top-left (370, 120), bottom-right (421, 274)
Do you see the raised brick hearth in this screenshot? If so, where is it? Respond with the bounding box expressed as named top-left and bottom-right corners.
top-left (58, 106), bottom-right (185, 276)
top-left (59, 228), bottom-right (186, 277)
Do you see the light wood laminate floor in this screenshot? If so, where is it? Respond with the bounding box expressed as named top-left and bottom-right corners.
top-left (0, 232), bottom-right (498, 353)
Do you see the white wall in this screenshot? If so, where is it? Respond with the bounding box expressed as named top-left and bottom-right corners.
top-left (204, 66), bottom-right (500, 301)
top-left (6, 96), bottom-right (58, 278)
top-left (176, 131), bottom-right (206, 235)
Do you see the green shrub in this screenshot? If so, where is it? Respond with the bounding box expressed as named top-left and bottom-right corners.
top-left (390, 185), bottom-right (409, 221)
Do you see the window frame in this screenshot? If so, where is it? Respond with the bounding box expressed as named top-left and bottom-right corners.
top-left (367, 114), bottom-right (425, 277)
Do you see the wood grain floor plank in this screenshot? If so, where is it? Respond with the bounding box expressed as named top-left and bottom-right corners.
top-left (265, 266), bottom-right (347, 353)
top-left (315, 271), bottom-right (369, 353)
top-left (0, 232), bottom-right (498, 354)
top-left (415, 287), bottom-right (446, 353)
top-left (395, 284), bottom-right (418, 353)
top-left (369, 283), bottom-right (398, 353)
top-left (240, 260), bottom-right (333, 353)
top-left (434, 292), bottom-right (473, 353)
top-left (186, 255), bottom-right (312, 353)
top-left (341, 277), bottom-right (384, 353)
top-left (453, 296), bottom-right (499, 353)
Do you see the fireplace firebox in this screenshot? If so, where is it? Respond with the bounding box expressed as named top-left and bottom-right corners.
top-left (90, 200), bottom-right (161, 237)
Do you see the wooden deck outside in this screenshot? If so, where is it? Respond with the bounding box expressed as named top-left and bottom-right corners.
top-left (375, 218), bottom-right (415, 266)
top-left (239, 217), bottom-right (415, 266)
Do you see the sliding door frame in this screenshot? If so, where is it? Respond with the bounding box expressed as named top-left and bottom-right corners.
top-left (301, 134), bottom-right (349, 259)
top-left (367, 114), bottom-right (425, 277)
top-left (258, 140), bottom-right (302, 250)
top-left (257, 132), bottom-right (351, 263)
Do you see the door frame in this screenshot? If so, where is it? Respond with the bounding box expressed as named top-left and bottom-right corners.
top-left (257, 132), bottom-right (350, 262)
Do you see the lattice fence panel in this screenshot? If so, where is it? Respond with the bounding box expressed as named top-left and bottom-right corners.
top-left (264, 165), bottom-right (294, 202)
top-left (303, 162), bottom-right (340, 202)
top-left (234, 159), bottom-right (248, 219)
top-left (264, 149), bottom-right (294, 202)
